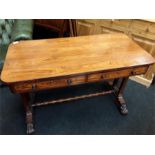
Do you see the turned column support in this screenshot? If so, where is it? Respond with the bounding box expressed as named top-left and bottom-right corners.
top-left (21, 93), bottom-right (34, 134)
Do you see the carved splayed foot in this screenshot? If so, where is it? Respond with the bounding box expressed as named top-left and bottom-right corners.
top-left (119, 104), bottom-right (128, 115)
top-left (27, 123), bottom-right (35, 134)
top-left (116, 95), bottom-right (128, 115)
top-left (26, 111), bottom-right (34, 134)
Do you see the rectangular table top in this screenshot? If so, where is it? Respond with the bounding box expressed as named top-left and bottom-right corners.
top-left (1, 33), bottom-right (155, 83)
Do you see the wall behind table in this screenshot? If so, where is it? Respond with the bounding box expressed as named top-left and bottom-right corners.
top-left (77, 19), bottom-right (155, 86)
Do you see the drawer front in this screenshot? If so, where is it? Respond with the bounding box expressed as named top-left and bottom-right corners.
top-left (88, 66), bottom-right (148, 82)
top-left (11, 66), bottom-right (148, 93)
top-left (36, 79), bottom-right (68, 90)
top-left (131, 66), bottom-right (148, 75)
top-left (88, 68), bottom-right (132, 82)
top-left (12, 75), bottom-right (86, 93)
top-left (12, 82), bottom-right (34, 93)
top-left (36, 76), bottom-right (86, 90)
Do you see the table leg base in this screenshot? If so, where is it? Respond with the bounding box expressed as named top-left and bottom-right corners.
top-left (27, 123), bottom-right (35, 134)
top-left (112, 77), bottom-right (129, 115)
top-left (21, 93), bottom-right (35, 134)
top-left (116, 95), bottom-right (128, 115)
top-left (26, 111), bottom-right (34, 134)
top-left (119, 104), bottom-right (128, 115)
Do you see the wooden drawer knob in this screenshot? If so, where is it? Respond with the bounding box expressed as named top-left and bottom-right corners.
top-left (67, 79), bottom-right (72, 85)
top-left (131, 71), bottom-right (136, 75)
top-left (32, 84), bottom-right (37, 91)
top-left (101, 74), bottom-right (107, 79)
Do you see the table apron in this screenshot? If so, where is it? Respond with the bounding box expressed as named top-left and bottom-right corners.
top-left (9, 66), bottom-right (148, 93)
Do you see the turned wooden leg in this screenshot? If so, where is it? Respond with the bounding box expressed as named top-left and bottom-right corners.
top-left (21, 93), bottom-right (34, 134)
top-left (113, 77), bottom-right (129, 115)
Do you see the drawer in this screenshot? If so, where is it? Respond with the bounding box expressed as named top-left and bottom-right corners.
top-left (131, 66), bottom-right (148, 75)
top-left (88, 69), bottom-right (132, 82)
top-left (36, 75), bottom-right (86, 90)
top-left (36, 78), bottom-right (67, 90)
top-left (12, 82), bottom-right (34, 93)
top-left (12, 75), bottom-right (86, 93)
top-left (88, 66), bottom-right (148, 82)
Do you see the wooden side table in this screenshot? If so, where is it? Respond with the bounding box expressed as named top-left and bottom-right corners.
top-left (1, 34), bottom-right (155, 134)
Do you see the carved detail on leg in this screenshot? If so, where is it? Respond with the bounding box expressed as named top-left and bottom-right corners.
top-left (26, 111), bottom-right (34, 134)
top-left (116, 95), bottom-right (128, 115)
top-left (113, 77), bottom-right (129, 115)
top-left (21, 93), bottom-right (35, 134)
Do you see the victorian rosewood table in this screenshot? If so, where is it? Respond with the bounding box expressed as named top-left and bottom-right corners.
top-left (1, 34), bottom-right (155, 134)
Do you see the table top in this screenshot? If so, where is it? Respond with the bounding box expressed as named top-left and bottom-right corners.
top-left (1, 33), bottom-right (155, 83)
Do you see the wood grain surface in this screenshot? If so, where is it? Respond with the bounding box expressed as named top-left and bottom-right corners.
top-left (1, 33), bottom-right (155, 83)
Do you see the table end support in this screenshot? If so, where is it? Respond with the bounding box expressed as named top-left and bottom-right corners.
top-left (21, 93), bottom-right (35, 134)
top-left (116, 95), bottom-right (128, 115)
top-left (113, 77), bottom-right (129, 115)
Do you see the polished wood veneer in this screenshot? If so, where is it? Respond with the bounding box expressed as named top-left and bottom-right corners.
top-left (1, 34), bottom-right (154, 83)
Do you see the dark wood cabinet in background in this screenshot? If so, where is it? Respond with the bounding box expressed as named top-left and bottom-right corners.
top-left (34, 19), bottom-right (77, 37)
top-left (34, 19), bottom-right (69, 37)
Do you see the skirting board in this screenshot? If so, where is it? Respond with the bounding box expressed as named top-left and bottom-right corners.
top-left (130, 75), bottom-right (153, 88)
